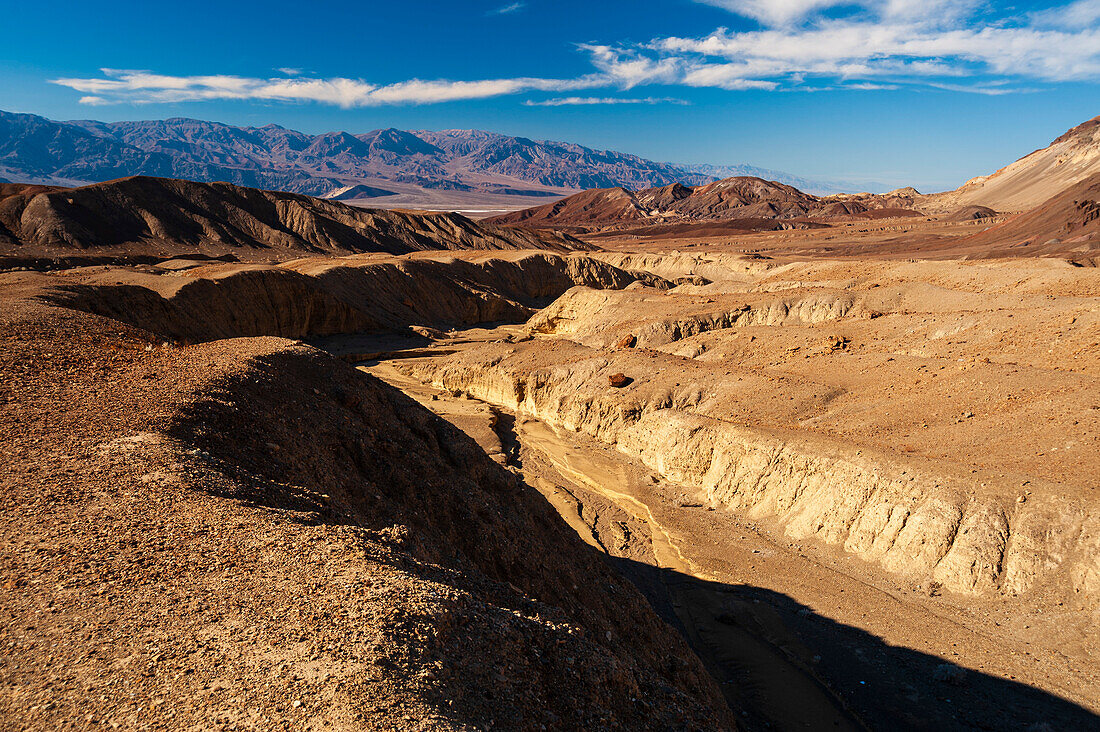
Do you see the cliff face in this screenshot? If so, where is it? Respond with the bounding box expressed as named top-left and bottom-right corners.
top-left (390, 256), bottom-right (1100, 601)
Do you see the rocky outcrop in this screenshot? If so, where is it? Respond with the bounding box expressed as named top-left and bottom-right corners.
top-left (527, 286), bottom-right (859, 348)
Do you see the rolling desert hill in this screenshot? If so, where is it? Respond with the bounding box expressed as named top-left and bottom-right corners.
top-left (0, 176), bottom-right (589, 259)
top-left (926, 114), bottom-right (1100, 213)
top-left (956, 171), bottom-right (1100, 255)
top-left (487, 175), bottom-right (922, 233)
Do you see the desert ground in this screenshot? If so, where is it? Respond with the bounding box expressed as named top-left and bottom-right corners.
top-left (3, 204), bottom-right (1098, 729)
top-left (3, 114), bottom-right (1100, 730)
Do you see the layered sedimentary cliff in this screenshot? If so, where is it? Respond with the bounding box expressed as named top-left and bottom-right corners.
top-left (395, 257), bottom-right (1100, 601)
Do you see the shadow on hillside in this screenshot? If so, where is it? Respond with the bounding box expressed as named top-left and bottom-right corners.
top-left (609, 555), bottom-right (1098, 732)
top-left (166, 351), bottom-right (1098, 732)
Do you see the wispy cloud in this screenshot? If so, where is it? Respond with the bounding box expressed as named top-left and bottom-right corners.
top-left (695, 0), bottom-right (986, 26)
top-left (488, 2), bottom-right (525, 15)
top-left (619, 1), bottom-right (1100, 91)
top-left (696, 0), bottom-right (854, 26)
top-left (524, 96), bottom-right (689, 106)
top-left (844, 82), bottom-right (899, 90)
top-left (51, 68), bottom-right (601, 107)
top-left (1031, 0), bottom-right (1100, 28)
top-left (48, 2), bottom-right (1100, 108)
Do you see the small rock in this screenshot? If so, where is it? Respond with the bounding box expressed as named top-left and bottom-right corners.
top-left (1017, 495), bottom-right (1027, 504)
top-left (615, 334), bottom-right (637, 349)
top-left (608, 373), bottom-right (632, 388)
top-left (932, 663), bottom-right (968, 686)
top-left (291, 700), bottom-right (302, 708)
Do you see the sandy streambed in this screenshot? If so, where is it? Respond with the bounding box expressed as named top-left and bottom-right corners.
top-left (353, 327), bottom-right (1099, 731)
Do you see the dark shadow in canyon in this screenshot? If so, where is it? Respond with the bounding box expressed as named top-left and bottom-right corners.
top-left (611, 555), bottom-right (1099, 732)
top-left (166, 353), bottom-right (1099, 732)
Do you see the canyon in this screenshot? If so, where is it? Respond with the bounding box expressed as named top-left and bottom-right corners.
top-left (3, 112), bottom-right (1100, 731)
top-left (4, 238), bottom-right (1098, 729)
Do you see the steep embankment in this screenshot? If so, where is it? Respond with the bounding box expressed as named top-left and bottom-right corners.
top-left (28, 251), bottom-right (662, 342)
top-left (0, 176), bottom-right (588, 258)
top-left (395, 258), bottom-right (1100, 601)
top-left (0, 279), bottom-right (732, 728)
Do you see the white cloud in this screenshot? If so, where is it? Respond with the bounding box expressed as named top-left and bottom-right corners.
top-left (47, 3), bottom-right (1100, 108)
top-left (489, 2), bottom-right (525, 14)
top-left (695, 0), bottom-right (851, 26)
top-left (524, 96), bottom-right (689, 106)
top-left (52, 68), bottom-right (601, 107)
top-left (649, 21), bottom-right (1100, 84)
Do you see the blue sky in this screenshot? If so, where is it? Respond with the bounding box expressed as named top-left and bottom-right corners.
top-left (2, 0), bottom-right (1098, 190)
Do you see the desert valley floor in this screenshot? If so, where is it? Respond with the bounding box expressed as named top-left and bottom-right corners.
top-left (3, 198), bottom-right (1099, 729)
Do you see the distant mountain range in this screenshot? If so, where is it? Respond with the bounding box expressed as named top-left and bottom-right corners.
top-left (0, 110), bottom-right (881, 210)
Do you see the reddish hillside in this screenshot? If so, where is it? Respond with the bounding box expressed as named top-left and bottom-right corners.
top-left (958, 173), bottom-right (1100, 256)
top-left (0, 176), bottom-right (589, 258)
top-left (489, 176), bottom-right (823, 232)
top-left (488, 175), bottom-right (937, 234)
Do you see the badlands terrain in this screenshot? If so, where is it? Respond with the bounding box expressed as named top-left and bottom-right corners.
top-left (2, 115), bottom-right (1100, 731)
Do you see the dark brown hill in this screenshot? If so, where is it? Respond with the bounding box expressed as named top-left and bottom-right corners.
top-left (0, 176), bottom-right (589, 258)
top-left (488, 176), bottom-right (823, 232)
top-left (491, 186), bottom-right (650, 229)
top-left (672, 177), bottom-right (818, 219)
top-left (946, 205), bottom-right (998, 222)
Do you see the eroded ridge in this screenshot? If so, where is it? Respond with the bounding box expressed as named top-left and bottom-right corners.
top-left (397, 256), bottom-right (1100, 601)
